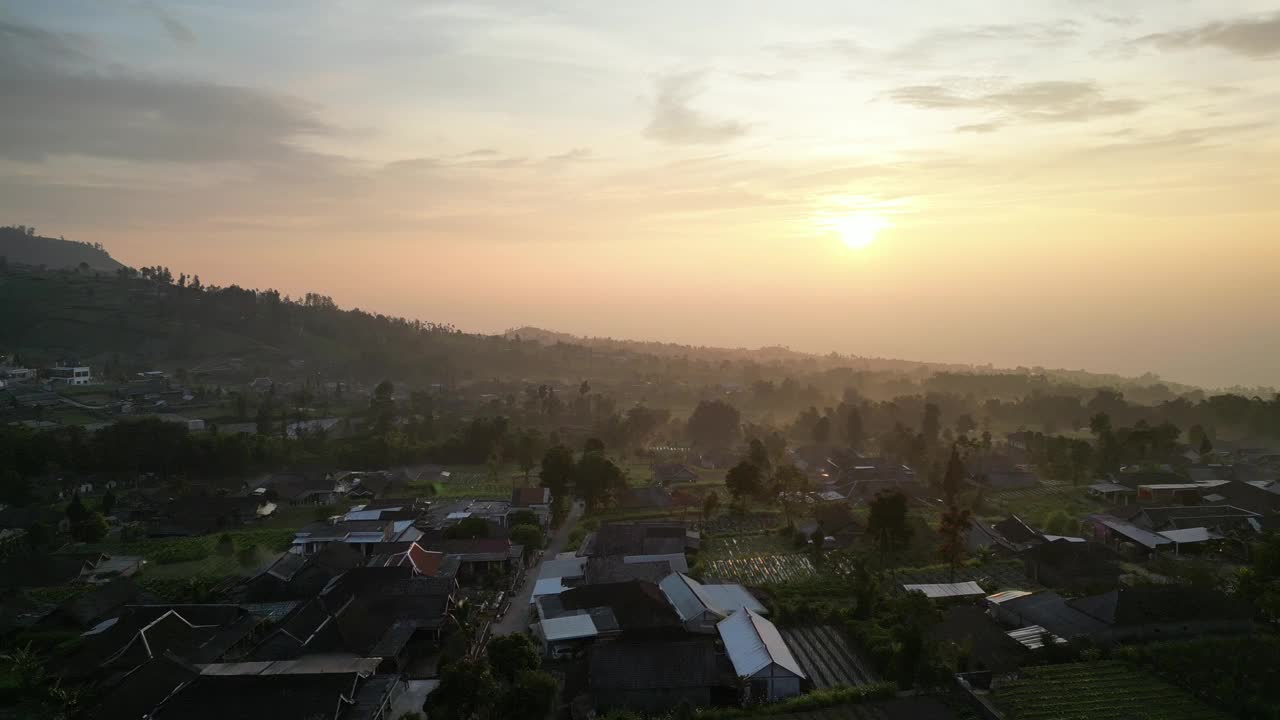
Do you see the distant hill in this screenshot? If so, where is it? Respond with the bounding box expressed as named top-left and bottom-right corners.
top-left (0, 226), bottom-right (124, 272)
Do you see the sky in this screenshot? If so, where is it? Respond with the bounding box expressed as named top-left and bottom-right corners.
top-left (2, 1), bottom-right (1279, 389)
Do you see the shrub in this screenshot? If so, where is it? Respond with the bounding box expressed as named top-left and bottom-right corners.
top-left (216, 533), bottom-right (235, 556)
top-left (237, 544), bottom-right (260, 568)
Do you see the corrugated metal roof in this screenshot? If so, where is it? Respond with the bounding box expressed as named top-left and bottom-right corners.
top-left (1042, 535), bottom-right (1086, 543)
top-left (1091, 515), bottom-right (1172, 549)
top-left (717, 608), bottom-right (805, 679)
top-left (986, 590), bottom-right (1033, 604)
top-left (538, 557), bottom-right (586, 581)
top-left (541, 614), bottom-right (598, 642)
top-left (1007, 625), bottom-right (1067, 650)
top-left (903, 581), bottom-right (985, 599)
top-left (699, 584), bottom-right (766, 615)
top-left (532, 578), bottom-right (567, 599)
top-left (660, 573), bottom-right (716, 621)
top-left (1157, 527), bottom-right (1222, 544)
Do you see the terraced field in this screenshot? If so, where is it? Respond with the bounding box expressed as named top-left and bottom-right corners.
top-left (992, 661), bottom-right (1233, 720)
top-left (781, 625), bottom-right (879, 688)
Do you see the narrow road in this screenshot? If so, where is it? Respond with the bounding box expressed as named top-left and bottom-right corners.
top-left (492, 500), bottom-right (584, 636)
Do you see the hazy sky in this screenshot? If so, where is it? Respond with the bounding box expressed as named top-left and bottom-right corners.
top-left (3, 2), bottom-right (1278, 388)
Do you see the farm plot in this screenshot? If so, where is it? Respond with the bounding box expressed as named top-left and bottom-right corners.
top-left (992, 661), bottom-right (1233, 720)
top-left (694, 512), bottom-right (784, 536)
top-left (781, 625), bottom-right (879, 688)
top-left (704, 551), bottom-right (817, 584)
top-left (424, 467), bottom-right (512, 499)
top-left (891, 560), bottom-right (1039, 592)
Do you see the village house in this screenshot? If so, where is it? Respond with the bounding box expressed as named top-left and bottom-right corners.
top-left (717, 608), bottom-right (806, 703)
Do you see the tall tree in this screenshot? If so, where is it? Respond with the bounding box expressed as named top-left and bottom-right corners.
top-left (846, 407), bottom-right (864, 450)
top-left (811, 415), bottom-right (832, 445)
top-left (687, 400), bottom-right (741, 449)
top-left (575, 452), bottom-right (625, 511)
top-left (771, 463), bottom-right (808, 529)
top-left (515, 429), bottom-right (545, 482)
top-left (941, 445), bottom-right (966, 505)
top-left (939, 505), bottom-right (972, 582)
top-left (922, 403), bottom-right (941, 446)
top-left (867, 490), bottom-right (912, 565)
top-left (725, 460), bottom-right (763, 505)
top-left (538, 445), bottom-right (575, 498)
top-left (747, 438), bottom-right (771, 474)
top-left (487, 633), bottom-right (540, 682)
top-left (426, 659), bottom-right (497, 720)
top-left (702, 491), bottom-right (720, 522)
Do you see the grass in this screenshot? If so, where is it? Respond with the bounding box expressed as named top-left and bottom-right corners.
top-left (992, 661), bottom-right (1233, 720)
top-left (65, 528), bottom-right (294, 579)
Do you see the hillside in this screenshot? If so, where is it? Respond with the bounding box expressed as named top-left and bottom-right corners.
top-left (0, 226), bottom-right (124, 272)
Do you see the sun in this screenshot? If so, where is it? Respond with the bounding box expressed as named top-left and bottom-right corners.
top-left (834, 214), bottom-right (888, 250)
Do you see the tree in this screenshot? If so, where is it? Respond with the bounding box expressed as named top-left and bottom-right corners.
top-left (73, 512), bottom-right (108, 542)
top-left (867, 491), bottom-right (912, 564)
top-left (509, 524), bottom-right (544, 559)
top-left (237, 544), bottom-right (260, 568)
top-left (955, 413), bottom-right (977, 437)
top-left (809, 414), bottom-right (832, 445)
top-left (702, 491), bottom-right (719, 521)
top-left (486, 633), bottom-right (540, 682)
top-left (538, 445), bottom-right (575, 498)
top-left (687, 400), bottom-right (741, 449)
top-left (509, 510), bottom-right (539, 528)
top-left (216, 532), bottom-right (235, 556)
top-left (445, 517), bottom-right (492, 539)
top-left (809, 528), bottom-right (825, 565)
top-left (771, 464), bottom-right (808, 529)
top-left (846, 407), bottom-right (864, 450)
top-left (1199, 433), bottom-right (1214, 457)
top-left (939, 505), bottom-right (972, 582)
top-left (426, 659), bottom-right (496, 720)
top-left (515, 429), bottom-right (544, 482)
top-left (497, 670), bottom-right (558, 720)
top-left (725, 460), bottom-right (763, 505)
top-left (65, 494), bottom-right (88, 525)
top-left (744, 437), bottom-right (767, 468)
top-left (941, 445), bottom-right (966, 505)
top-left (922, 403), bottom-right (941, 446)
top-left (576, 452), bottom-right (625, 511)
top-left (583, 437), bottom-right (605, 455)
top-left (100, 488), bottom-right (116, 516)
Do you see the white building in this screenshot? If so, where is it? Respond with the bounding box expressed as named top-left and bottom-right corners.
top-left (660, 572), bottom-right (767, 634)
top-left (46, 366), bottom-right (92, 385)
top-left (717, 608), bottom-right (806, 702)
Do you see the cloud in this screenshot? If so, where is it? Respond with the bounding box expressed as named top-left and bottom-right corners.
top-left (544, 147), bottom-right (593, 163)
top-left (645, 71), bottom-right (748, 146)
top-left (0, 19), bottom-right (330, 166)
top-left (957, 122), bottom-right (1002, 133)
top-left (894, 21), bottom-right (1079, 60)
top-left (889, 80), bottom-right (1142, 126)
top-left (136, 1), bottom-right (196, 46)
top-left (1138, 12), bottom-right (1280, 59)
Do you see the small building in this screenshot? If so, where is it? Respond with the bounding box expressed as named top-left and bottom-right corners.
top-left (509, 486), bottom-right (553, 527)
top-left (903, 581), bottom-right (986, 600)
top-left (660, 572), bottom-right (766, 634)
top-left (588, 639), bottom-right (729, 713)
top-left (717, 608), bottom-right (805, 703)
top-left (653, 463), bottom-right (700, 485)
top-left (1088, 482), bottom-right (1137, 504)
top-left (45, 365), bottom-right (92, 385)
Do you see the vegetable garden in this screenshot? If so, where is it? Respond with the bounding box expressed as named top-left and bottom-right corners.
top-left (780, 625), bottom-right (879, 689)
top-left (993, 661), bottom-right (1233, 720)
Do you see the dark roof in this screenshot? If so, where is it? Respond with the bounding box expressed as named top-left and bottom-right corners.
top-left (813, 503), bottom-right (861, 535)
top-left (152, 672), bottom-right (383, 720)
top-left (0, 553), bottom-right (95, 589)
top-left (589, 639), bottom-right (725, 690)
top-left (1069, 586), bottom-right (1252, 626)
top-left (1021, 541), bottom-right (1122, 579)
top-left (653, 463), bottom-right (699, 482)
top-left (558, 581), bottom-right (682, 632)
top-left (585, 556), bottom-right (675, 585)
top-left (511, 486), bottom-right (550, 507)
top-left (993, 515), bottom-right (1041, 545)
top-left (58, 578), bottom-right (144, 627)
top-left (1114, 470), bottom-right (1184, 488)
top-left (67, 605), bottom-right (260, 675)
top-left (1138, 505), bottom-right (1259, 529)
top-left (1213, 480), bottom-right (1280, 513)
top-left (618, 487), bottom-right (673, 509)
top-left (93, 654), bottom-right (200, 720)
top-left (419, 537), bottom-right (512, 560)
top-left (999, 592), bottom-right (1109, 639)
top-left (589, 522), bottom-right (688, 557)
top-left (928, 606), bottom-right (1029, 674)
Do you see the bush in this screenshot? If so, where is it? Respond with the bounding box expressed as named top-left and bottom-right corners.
top-left (216, 533), bottom-right (235, 556)
top-left (237, 544), bottom-right (260, 568)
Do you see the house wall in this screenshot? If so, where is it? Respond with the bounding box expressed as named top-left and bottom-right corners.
top-left (748, 665), bottom-right (802, 702)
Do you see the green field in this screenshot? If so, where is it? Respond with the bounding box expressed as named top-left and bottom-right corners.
top-left (66, 528), bottom-right (294, 579)
top-left (993, 661), bottom-right (1233, 720)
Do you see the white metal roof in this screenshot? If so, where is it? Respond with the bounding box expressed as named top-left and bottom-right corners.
top-left (1091, 515), bottom-right (1172, 549)
top-left (700, 584), bottom-right (766, 615)
top-left (1158, 527), bottom-right (1222, 544)
top-left (540, 614), bottom-right (598, 642)
top-left (1042, 535), bottom-right (1086, 543)
top-left (660, 573), bottom-right (718, 621)
top-left (717, 608), bottom-right (805, 679)
top-left (532, 578), bottom-right (567, 599)
top-left (343, 510), bottom-right (384, 521)
top-left (446, 511), bottom-right (472, 520)
top-left (538, 557), bottom-right (586, 581)
top-left (903, 581), bottom-right (985, 599)
top-left (624, 553), bottom-right (690, 573)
